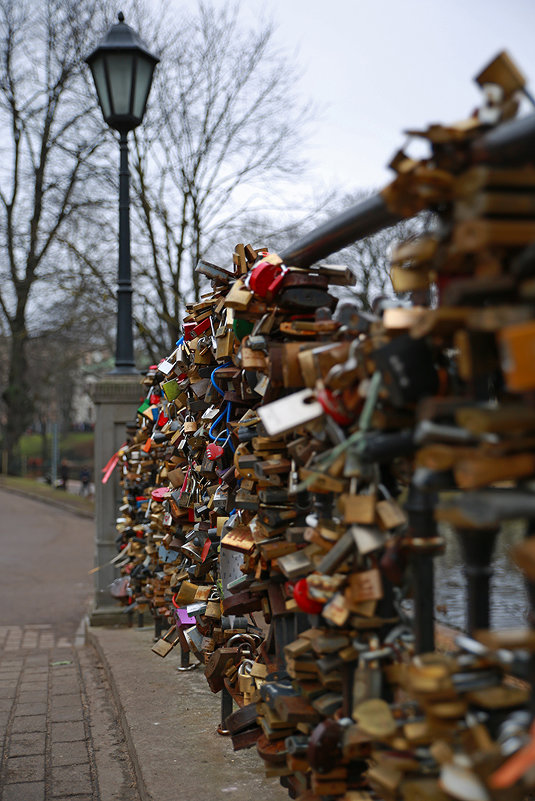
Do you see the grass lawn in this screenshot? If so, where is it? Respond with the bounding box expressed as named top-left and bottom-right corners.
top-left (19, 431), bottom-right (94, 467)
top-left (0, 475), bottom-right (94, 516)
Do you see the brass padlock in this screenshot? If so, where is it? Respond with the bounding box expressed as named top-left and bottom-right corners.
top-left (346, 568), bottom-right (383, 604)
top-left (237, 659), bottom-right (255, 694)
top-left (151, 624), bottom-right (180, 657)
top-left (205, 590), bottom-right (222, 620)
top-left (178, 478), bottom-right (193, 508)
top-left (341, 478), bottom-right (376, 525)
top-left (183, 413), bottom-right (198, 434)
top-left (375, 483), bottom-right (407, 530)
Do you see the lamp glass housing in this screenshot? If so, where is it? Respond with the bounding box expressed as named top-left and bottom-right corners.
top-left (86, 15), bottom-right (159, 132)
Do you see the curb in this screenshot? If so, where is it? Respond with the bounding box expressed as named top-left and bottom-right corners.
top-left (85, 626), bottom-right (151, 801)
top-left (0, 481), bottom-right (94, 520)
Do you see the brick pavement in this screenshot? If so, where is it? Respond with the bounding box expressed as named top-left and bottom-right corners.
top-left (0, 625), bottom-right (140, 801)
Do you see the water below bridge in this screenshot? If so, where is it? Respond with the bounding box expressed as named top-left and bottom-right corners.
top-left (433, 520), bottom-right (529, 631)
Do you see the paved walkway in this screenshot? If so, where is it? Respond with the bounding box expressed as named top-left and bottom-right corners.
top-left (0, 490), bottom-right (140, 801)
top-left (0, 632), bottom-right (139, 801)
top-left (88, 625), bottom-right (290, 801)
top-left (0, 626), bottom-right (79, 653)
top-left (0, 625), bottom-right (290, 801)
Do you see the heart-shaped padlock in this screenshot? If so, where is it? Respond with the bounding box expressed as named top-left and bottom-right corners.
top-left (206, 443), bottom-right (224, 460)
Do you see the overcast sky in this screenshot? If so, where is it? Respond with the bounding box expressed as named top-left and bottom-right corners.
top-left (171, 0), bottom-right (535, 197)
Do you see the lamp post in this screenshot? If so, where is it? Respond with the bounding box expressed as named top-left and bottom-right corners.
top-left (85, 12), bottom-right (159, 374)
top-left (85, 14), bottom-right (159, 625)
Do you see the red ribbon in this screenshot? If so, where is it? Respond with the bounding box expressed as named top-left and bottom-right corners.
top-left (101, 443), bottom-right (126, 484)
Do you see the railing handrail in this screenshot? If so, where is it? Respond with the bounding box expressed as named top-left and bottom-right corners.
top-left (280, 112), bottom-right (535, 269)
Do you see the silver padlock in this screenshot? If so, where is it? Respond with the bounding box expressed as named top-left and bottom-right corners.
top-left (258, 388), bottom-right (324, 437)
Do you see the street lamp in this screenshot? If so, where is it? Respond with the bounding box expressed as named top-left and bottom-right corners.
top-left (85, 12), bottom-right (159, 374)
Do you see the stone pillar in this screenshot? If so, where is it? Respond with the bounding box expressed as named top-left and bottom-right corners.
top-left (89, 375), bottom-right (142, 626)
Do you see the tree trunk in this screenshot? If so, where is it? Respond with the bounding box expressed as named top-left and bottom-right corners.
top-left (2, 320), bottom-right (33, 474)
top-left (57, 369), bottom-right (74, 434)
top-left (169, 319), bottom-right (180, 349)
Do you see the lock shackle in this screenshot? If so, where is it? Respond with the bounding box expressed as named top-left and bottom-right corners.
top-left (384, 623), bottom-right (414, 646)
top-left (348, 338), bottom-right (360, 358)
top-left (227, 632), bottom-right (257, 651)
top-left (238, 659), bottom-right (255, 676)
top-left (227, 632), bottom-right (253, 647)
top-left (208, 401), bottom-right (235, 452)
top-left (210, 362), bottom-right (232, 397)
top-left (247, 631), bottom-right (264, 648)
top-left (180, 465), bottom-right (191, 493)
top-left (378, 482), bottom-right (393, 501)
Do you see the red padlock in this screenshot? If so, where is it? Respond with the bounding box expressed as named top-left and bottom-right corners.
top-left (201, 539), bottom-right (211, 562)
top-left (316, 388), bottom-right (353, 426)
top-left (151, 487), bottom-right (169, 502)
top-left (249, 260), bottom-right (284, 298)
top-left (293, 578), bottom-right (324, 614)
top-left (265, 270), bottom-right (287, 301)
top-left (206, 443), bottom-right (225, 460)
top-left (183, 322), bottom-right (195, 341)
top-left (193, 317), bottom-right (211, 337)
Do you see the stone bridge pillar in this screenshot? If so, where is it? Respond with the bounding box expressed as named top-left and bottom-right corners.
top-left (90, 375), bottom-right (141, 625)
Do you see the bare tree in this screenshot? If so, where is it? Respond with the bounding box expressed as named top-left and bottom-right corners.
top-left (0, 0), bottom-right (117, 470)
top-left (0, 0), bottom-right (312, 467)
top-left (129, 2), bottom-right (312, 349)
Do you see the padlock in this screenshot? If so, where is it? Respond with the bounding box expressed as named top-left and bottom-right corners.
top-left (258, 388), bottom-right (324, 437)
top-left (205, 590), bottom-right (222, 620)
top-left (183, 413), bottom-right (198, 434)
top-left (151, 624), bottom-right (180, 657)
top-left (316, 387), bottom-right (353, 426)
top-left (178, 477), bottom-right (193, 508)
top-left (248, 255), bottom-right (285, 298)
top-left (375, 483), bottom-right (407, 530)
top-left (372, 335), bottom-right (439, 407)
top-left (340, 477), bottom-right (377, 525)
